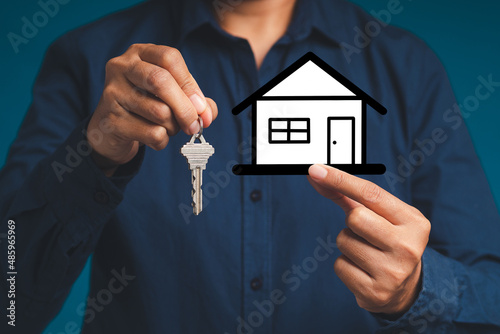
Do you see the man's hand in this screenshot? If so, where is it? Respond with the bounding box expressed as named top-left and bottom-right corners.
top-left (87, 44), bottom-right (218, 175)
top-left (308, 164), bottom-right (430, 315)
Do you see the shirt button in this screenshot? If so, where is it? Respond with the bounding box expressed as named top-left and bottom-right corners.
top-left (247, 110), bottom-right (253, 120)
top-left (94, 191), bottom-right (109, 204)
top-left (250, 190), bottom-right (262, 202)
top-left (250, 277), bottom-right (263, 291)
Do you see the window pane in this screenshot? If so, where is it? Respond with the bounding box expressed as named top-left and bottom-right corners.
top-left (290, 132), bottom-right (308, 141)
top-left (271, 132), bottom-right (287, 141)
top-left (270, 121), bottom-right (287, 130)
top-left (290, 121), bottom-right (308, 130)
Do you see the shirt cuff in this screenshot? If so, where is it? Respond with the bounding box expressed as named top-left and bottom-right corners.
top-left (374, 247), bottom-right (463, 333)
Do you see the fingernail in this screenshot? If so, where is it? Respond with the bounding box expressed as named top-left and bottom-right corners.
top-left (189, 94), bottom-right (207, 114)
top-left (189, 120), bottom-right (200, 135)
top-left (309, 164), bottom-right (328, 180)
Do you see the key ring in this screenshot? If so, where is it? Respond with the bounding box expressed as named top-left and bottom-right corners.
top-left (189, 116), bottom-right (206, 144)
top-left (195, 115), bottom-right (203, 139)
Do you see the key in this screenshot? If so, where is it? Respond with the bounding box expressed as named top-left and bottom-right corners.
top-left (180, 133), bottom-right (214, 215)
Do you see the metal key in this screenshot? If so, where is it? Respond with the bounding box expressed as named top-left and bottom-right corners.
top-left (180, 133), bottom-right (214, 215)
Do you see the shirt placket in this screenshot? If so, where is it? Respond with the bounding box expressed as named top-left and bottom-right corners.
top-left (230, 38), bottom-right (274, 333)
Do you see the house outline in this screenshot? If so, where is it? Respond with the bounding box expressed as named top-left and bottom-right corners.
top-left (232, 52), bottom-right (387, 175)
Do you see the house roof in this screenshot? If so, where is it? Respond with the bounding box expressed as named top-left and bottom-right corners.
top-left (232, 52), bottom-right (387, 115)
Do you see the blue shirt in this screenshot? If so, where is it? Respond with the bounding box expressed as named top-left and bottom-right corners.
top-left (1, 0), bottom-right (500, 333)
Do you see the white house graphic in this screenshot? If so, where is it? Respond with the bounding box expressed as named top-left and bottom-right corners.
top-left (232, 52), bottom-right (387, 175)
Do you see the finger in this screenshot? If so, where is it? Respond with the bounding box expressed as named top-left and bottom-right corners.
top-left (116, 81), bottom-right (180, 136)
top-left (334, 254), bottom-right (373, 297)
top-left (307, 175), bottom-right (361, 213)
top-left (202, 98), bottom-right (218, 128)
top-left (112, 102), bottom-right (169, 151)
top-left (308, 164), bottom-right (412, 225)
top-left (139, 45), bottom-right (213, 119)
top-left (124, 60), bottom-right (200, 135)
top-left (336, 228), bottom-right (384, 278)
top-left (345, 207), bottom-right (395, 251)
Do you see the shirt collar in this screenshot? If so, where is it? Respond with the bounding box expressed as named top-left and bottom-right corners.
top-left (176, 0), bottom-right (350, 45)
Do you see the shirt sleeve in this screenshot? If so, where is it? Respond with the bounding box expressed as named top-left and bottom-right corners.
top-left (375, 45), bottom-right (500, 333)
top-left (0, 35), bottom-right (143, 333)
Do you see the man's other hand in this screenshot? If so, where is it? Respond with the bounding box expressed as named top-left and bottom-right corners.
top-left (308, 164), bottom-right (430, 316)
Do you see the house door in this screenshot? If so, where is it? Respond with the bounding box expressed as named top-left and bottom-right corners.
top-left (327, 117), bottom-right (355, 164)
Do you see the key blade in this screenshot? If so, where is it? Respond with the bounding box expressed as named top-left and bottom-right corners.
top-left (192, 167), bottom-right (202, 215)
top-left (180, 135), bottom-right (214, 216)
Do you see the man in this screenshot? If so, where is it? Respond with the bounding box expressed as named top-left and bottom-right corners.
top-left (1, 0), bottom-right (499, 333)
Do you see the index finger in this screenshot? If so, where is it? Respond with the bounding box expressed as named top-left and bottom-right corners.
top-left (139, 45), bottom-right (213, 126)
top-left (306, 175), bottom-right (362, 213)
top-left (308, 164), bottom-right (411, 225)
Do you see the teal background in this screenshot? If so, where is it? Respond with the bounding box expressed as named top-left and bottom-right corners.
top-left (0, 0), bottom-right (498, 332)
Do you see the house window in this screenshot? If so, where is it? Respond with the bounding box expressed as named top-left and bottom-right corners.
top-left (268, 118), bottom-right (310, 144)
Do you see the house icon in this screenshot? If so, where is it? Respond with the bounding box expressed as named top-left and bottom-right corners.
top-left (232, 52), bottom-right (387, 175)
